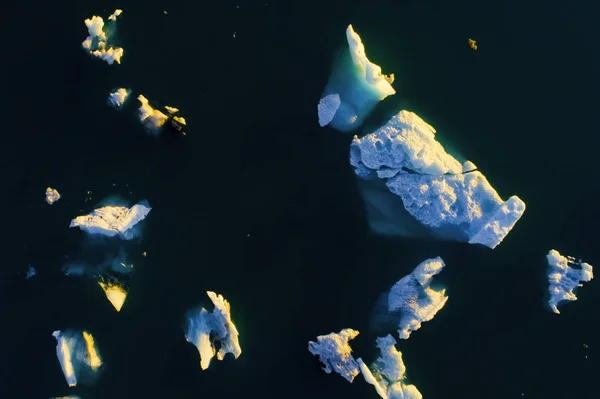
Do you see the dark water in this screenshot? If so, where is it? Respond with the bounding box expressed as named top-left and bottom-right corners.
top-left (2, 0), bottom-right (600, 398)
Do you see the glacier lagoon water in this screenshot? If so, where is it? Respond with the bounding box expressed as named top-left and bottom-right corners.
top-left (2, 0), bottom-right (600, 398)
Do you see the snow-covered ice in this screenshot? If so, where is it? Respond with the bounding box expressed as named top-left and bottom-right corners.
top-left (308, 328), bottom-right (361, 382)
top-left (350, 110), bottom-right (526, 249)
top-left (108, 88), bottom-right (131, 108)
top-left (318, 25), bottom-right (395, 133)
top-left (46, 187), bottom-right (61, 204)
top-left (547, 249), bottom-right (593, 314)
top-left (357, 335), bottom-right (422, 399)
top-left (81, 10), bottom-right (124, 65)
top-left (69, 202), bottom-right (151, 239)
top-left (52, 330), bottom-right (103, 387)
top-left (137, 95), bottom-right (168, 134)
top-left (184, 291), bottom-right (242, 370)
top-left (318, 93), bottom-right (341, 127)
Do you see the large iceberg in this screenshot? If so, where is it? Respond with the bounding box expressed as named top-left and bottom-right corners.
top-left (371, 257), bottom-right (448, 340)
top-left (547, 249), bottom-right (593, 314)
top-left (318, 25), bottom-right (395, 132)
top-left (52, 329), bottom-right (104, 387)
top-left (308, 328), bottom-right (361, 382)
top-left (357, 335), bottom-right (422, 399)
top-left (81, 10), bottom-right (124, 65)
top-left (69, 201), bottom-right (151, 239)
top-left (184, 291), bottom-right (242, 370)
top-left (350, 110), bottom-right (525, 249)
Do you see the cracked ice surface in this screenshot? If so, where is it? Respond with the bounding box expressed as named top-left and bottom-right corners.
top-left (69, 202), bottom-right (151, 239)
top-left (547, 249), bottom-right (593, 314)
top-left (350, 110), bottom-right (525, 248)
top-left (308, 328), bottom-right (361, 382)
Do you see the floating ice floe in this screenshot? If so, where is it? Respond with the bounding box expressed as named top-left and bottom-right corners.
top-left (26, 265), bottom-right (37, 279)
top-left (547, 249), bottom-right (593, 314)
top-left (318, 25), bottom-right (395, 133)
top-left (46, 187), bottom-right (61, 205)
top-left (371, 257), bottom-right (447, 340)
top-left (52, 329), bottom-right (103, 387)
top-left (350, 110), bottom-right (526, 249)
top-left (69, 202), bottom-right (151, 239)
top-left (137, 95), bottom-right (187, 135)
top-left (184, 291), bottom-right (242, 370)
top-left (98, 278), bottom-right (128, 312)
top-left (357, 335), bottom-right (422, 399)
top-left (318, 93), bottom-right (341, 127)
top-left (108, 88), bottom-right (131, 108)
top-left (81, 9), bottom-right (124, 65)
top-left (308, 328), bottom-right (361, 382)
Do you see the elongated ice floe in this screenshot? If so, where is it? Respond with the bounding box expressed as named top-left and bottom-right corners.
top-left (318, 25), bottom-right (395, 132)
top-left (81, 10), bottom-right (124, 65)
top-left (308, 328), bottom-right (360, 382)
top-left (350, 110), bottom-right (525, 248)
top-left (46, 187), bottom-right (61, 204)
top-left (357, 335), bottom-right (422, 399)
top-left (69, 202), bottom-right (151, 239)
top-left (547, 249), bottom-right (593, 314)
top-left (108, 88), bottom-right (131, 108)
top-left (184, 291), bottom-right (242, 370)
top-left (52, 330), bottom-right (103, 387)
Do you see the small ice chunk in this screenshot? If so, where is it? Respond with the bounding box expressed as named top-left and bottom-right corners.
top-left (357, 335), bottom-right (422, 399)
top-left (388, 257), bottom-right (448, 339)
top-left (308, 328), bottom-right (360, 382)
top-left (26, 265), bottom-right (36, 279)
top-left (108, 88), bottom-right (131, 108)
top-left (98, 279), bottom-right (128, 312)
top-left (137, 95), bottom-right (168, 134)
top-left (69, 202), bottom-right (152, 239)
top-left (184, 291), bottom-right (242, 370)
top-left (52, 330), bottom-right (104, 387)
top-left (164, 105), bottom-right (179, 114)
top-left (318, 93), bottom-right (341, 127)
top-left (547, 249), bottom-right (593, 314)
top-left (46, 187), bottom-right (61, 205)
top-left (81, 10), bottom-right (124, 65)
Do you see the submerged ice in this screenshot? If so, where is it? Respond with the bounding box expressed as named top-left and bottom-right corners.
top-left (69, 202), bottom-right (151, 239)
top-left (547, 249), bottom-right (593, 314)
top-left (81, 9), bottom-right (124, 65)
top-left (350, 110), bottom-right (525, 248)
top-left (308, 328), bottom-right (361, 382)
top-left (372, 257), bottom-right (448, 340)
top-left (184, 291), bottom-right (242, 370)
top-left (52, 329), bottom-right (103, 387)
top-left (358, 335), bottom-right (422, 399)
top-left (319, 25), bottom-right (395, 132)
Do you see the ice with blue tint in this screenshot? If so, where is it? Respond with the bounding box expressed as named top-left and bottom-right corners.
top-left (108, 88), bottom-right (131, 108)
top-left (52, 330), bottom-right (104, 388)
top-left (184, 291), bottom-right (242, 370)
top-left (69, 202), bottom-right (151, 239)
top-left (350, 110), bottom-right (526, 249)
top-left (357, 335), bottom-right (422, 399)
top-left (26, 265), bottom-right (36, 279)
top-left (308, 328), bottom-right (361, 382)
top-left (318, 25), bottom-right (395, 132)
top-left (547, 249), bottom-right (594, 314)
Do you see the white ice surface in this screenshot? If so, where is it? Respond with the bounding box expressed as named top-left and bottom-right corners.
top-left (389, 257), bottom-right (448, 340)
top-left (69, 202), bottom-right (151, 239)
top-left (52, 330), bottom-right (103, 387)
top-left (350, 110), bottom-right (525, 249)
top-left (81, 10), bottom-right (124, 65)
top-left (547, 249), bottom-right (593, 314)
top-left (108, 88), bottom-right (131, 108)
top-left (137, 95), bottom-right (168, 133)
top-left (318, 93), bottom-right (341, 127)
top-left (46, 187), bottom-right (61, 205)
top-left (184, 291), bottom-right (242, 370)
top-left (308, 328), bottom-right (361, 382)
top-left (358, 335), bottom-right (422, 399)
